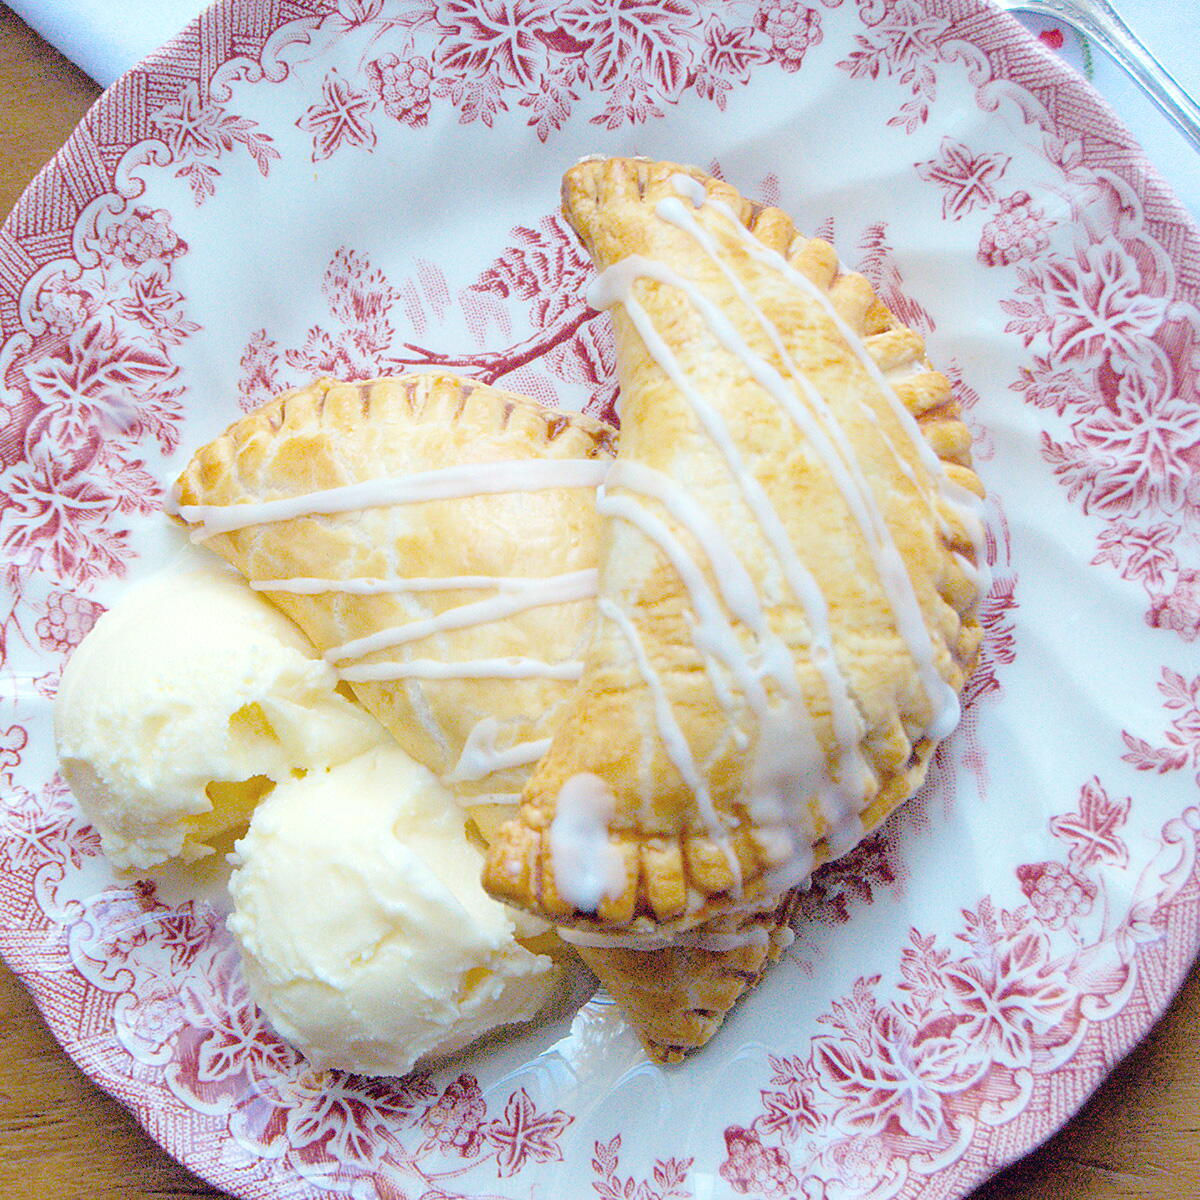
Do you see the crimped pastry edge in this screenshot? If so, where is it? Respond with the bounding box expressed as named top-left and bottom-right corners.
top-left (485, 157), bottom-right (986, 933)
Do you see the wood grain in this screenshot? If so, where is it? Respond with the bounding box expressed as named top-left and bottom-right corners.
top-left (1, 5), bottom-right (1199, 1197)
top-left (0, 961), bottom-right (224, 1199)
top-left (0, 6), bottom-right (97, 218)
top-left (974, 962), bottom-right (1200, 1199)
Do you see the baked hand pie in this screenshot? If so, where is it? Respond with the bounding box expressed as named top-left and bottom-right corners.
top-left (482, 158), bottom-right (986, 932)
top-left (172, 370), bottom-right (793, 1060)
top-left (570, 890), bottom-right (800, 1062)
top-left (173, 373), bottom-right (613, 802)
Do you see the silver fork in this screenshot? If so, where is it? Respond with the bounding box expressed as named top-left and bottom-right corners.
top-left (993, 0), bottom-right (1200, 152)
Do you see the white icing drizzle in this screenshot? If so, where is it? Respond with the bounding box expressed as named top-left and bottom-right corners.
top-left (178, 455), bottom-right (608, 796)
top-left (702, 193), bottom-right (990, 607)
top-left (548, 774), bottom-right (627, 913)
top-left (604, 457), bottom-right (809, 751)
top-left (557, 926), bottom-right (678, 950)
top-left (685, 606), bottom-right (749, 751)
top-left (602, 468), bottom-right (761, 777)
top-left (324, 569), bottom-right (597, 664)
top-left (669, 171), bottom-right (708, 208)
top-left (952, 550), bottom-right (992, 612)
top-left (686, 925), bottom-right (772, 952)
top-left (882, 362), bottom-right (920, 384)
top-left (400, 672), bottom-right (452, 756)
top-left (178, 458), bottom-right (610, 539)
top-left (671, 185), bottom-right (987, 578)
top-left (338, 656), bottom-right (583, 682)
top-left (654, 185), bottom-right (934, 510)
top-left (599, 597), bottom-right (740, 891)
top-left (823, 805), bottom-right (868, 859)
top-left (251, 571), bottom-right (597, 596)
top-left (577, 175), bottom-right (992, 872)
top-left (558, 917), bottom-right (777, 952)
top-left (607, 460), bottom-right (762, 630)
top-left (445, 717), bottom-right (552, 783)
top-left (656, 193), bottom-right (960, 738)
top-left (712, 198), bottom-right (949, 474)
top-left (473, 792), bottom-right (523, 805)
top-left (590, 259), bottom-right (851, 687)
top-left (955, 508), bottom-right (993, 601)
top-left (746, 700), bottom-right (826, 885)
top-left (596, 487), bottom-right (767, 715)
top-left (589, 259), bottom-right (871, 796)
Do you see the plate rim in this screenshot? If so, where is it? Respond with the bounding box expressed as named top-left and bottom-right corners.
top-left (2, 1), bottom-right (1200, 1197)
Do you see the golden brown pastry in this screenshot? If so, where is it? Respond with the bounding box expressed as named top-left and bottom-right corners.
top-left (172, 370), bottom-right (792, 1061)
top-left (483, 158), bottom-right (985, 933)
top-left (572, 891), bottom-right (799, 1062)
top-left (173, 372), bottom-right (613, 799)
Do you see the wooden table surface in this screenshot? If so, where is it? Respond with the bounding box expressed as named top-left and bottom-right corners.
top-left (2, 5), bottom-right (1200, 1197)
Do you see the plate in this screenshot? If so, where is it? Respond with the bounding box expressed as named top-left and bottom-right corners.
top-left (2, 1), bottom-right (1200, 1197)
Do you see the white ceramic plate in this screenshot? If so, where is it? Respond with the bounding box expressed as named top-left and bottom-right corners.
top-left (3, 1), bottom-right (1200, 1196)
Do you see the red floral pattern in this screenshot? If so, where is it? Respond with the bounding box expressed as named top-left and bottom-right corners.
top-left (275, 0), bottom-right (846, 150)
top-left (0, 772), bottom-right (101, 877)
top-left (978, 191), bottom-right (1053, 267)
top-left (0, 1), bottom-right (1198, 1199)
top-left (755, 0), bottom-right (824, 73)
top-left (915, 137), bottom-right (1010, 220)
top-left (838, 0), bottom-right (951, 131)
top-left (366, 52), bottom-right (435, 123)
top-left (171, 944), bottom-right (301, 1097)
top-left (150, 82), bottom-right (280, 204)
top-left (297, 69), bottom-right (378, 160)
top-left (238, 215), bottom-right (613, 418)
top-left (961, 83), bottom-right (1200, 638)
top-left (1123, 670), bottom-right (1200, 786)
top-left (34, 590), bottom-right (104, 653)
top-left (421, 1073), bottom-right (488, 1156)
top-left (483, 1087), bottom-right (574, 1176)
top-left (721, 1123), bottom-right (799, 1195)
top-left (592, 1134), bottom-right (694, 1200)
top-left (0, 196), bottom-right (195, 662)
top-left (728, 783), bottom-right (1199, 1196)
top-left (796, 829), bottom-right (900, 925)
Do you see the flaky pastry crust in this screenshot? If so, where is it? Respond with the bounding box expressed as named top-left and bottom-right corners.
top-left (482, 158), bottom-right (985, 932)
top-left (174, 372), bottom-right (614, 795)
top-left (173, 369), bottom-right (794, 1060)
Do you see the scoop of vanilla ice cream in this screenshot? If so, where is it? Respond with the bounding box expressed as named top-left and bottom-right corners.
top-left (54, 563), bottom-right (386, 871)
top-left (227, 743), bottom-right (559, 1076)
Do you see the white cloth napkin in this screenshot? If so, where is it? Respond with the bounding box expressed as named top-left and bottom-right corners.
top-left (8, 0), bottom-right (206, 86)
top-left (11, 0), bottom-right (1199, 220)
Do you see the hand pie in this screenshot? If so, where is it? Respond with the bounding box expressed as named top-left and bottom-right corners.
top-left (483, 158), bottom-right (986, 932)
top-left (571, 890), bottom-right (799, 1062)
top-left (173, 372), bottom-right (613, 801)
top-left (172, 371), bottom-right (793, 1060)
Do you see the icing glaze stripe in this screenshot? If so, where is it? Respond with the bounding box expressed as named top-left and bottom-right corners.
top-left (445, 718), bottom-right (553, 783)
top-left (606, 460), bottom-right (816, 742)
top-left (596, 487), bottom-right (767, 716)
top-left (252, 571), bottom-right (598, 596)
top-left (558, 916), bottom-right (778, 952)
top-left (706, 195), bottom-right (989, 559)
top-left (599, 596), bottom-right (733, 870)
top-left (176, 458), bottom-right (610, 538)
top-left (606, 460), bottom-right (763, 631)
top-left (590, 263), bottom-right (869, 793)
top-left (338, 656), bottom-right (583, 682)
top-left (666, 177), bottom-right (938, 507)
top-left (656, 194), bottom-right (960, 737)
top-left (691, 188), bottom-right (990, 579)
top-left (324, 569), bottom-right (598, 663)
top-left (548, 774), bottom-right (627, 914)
